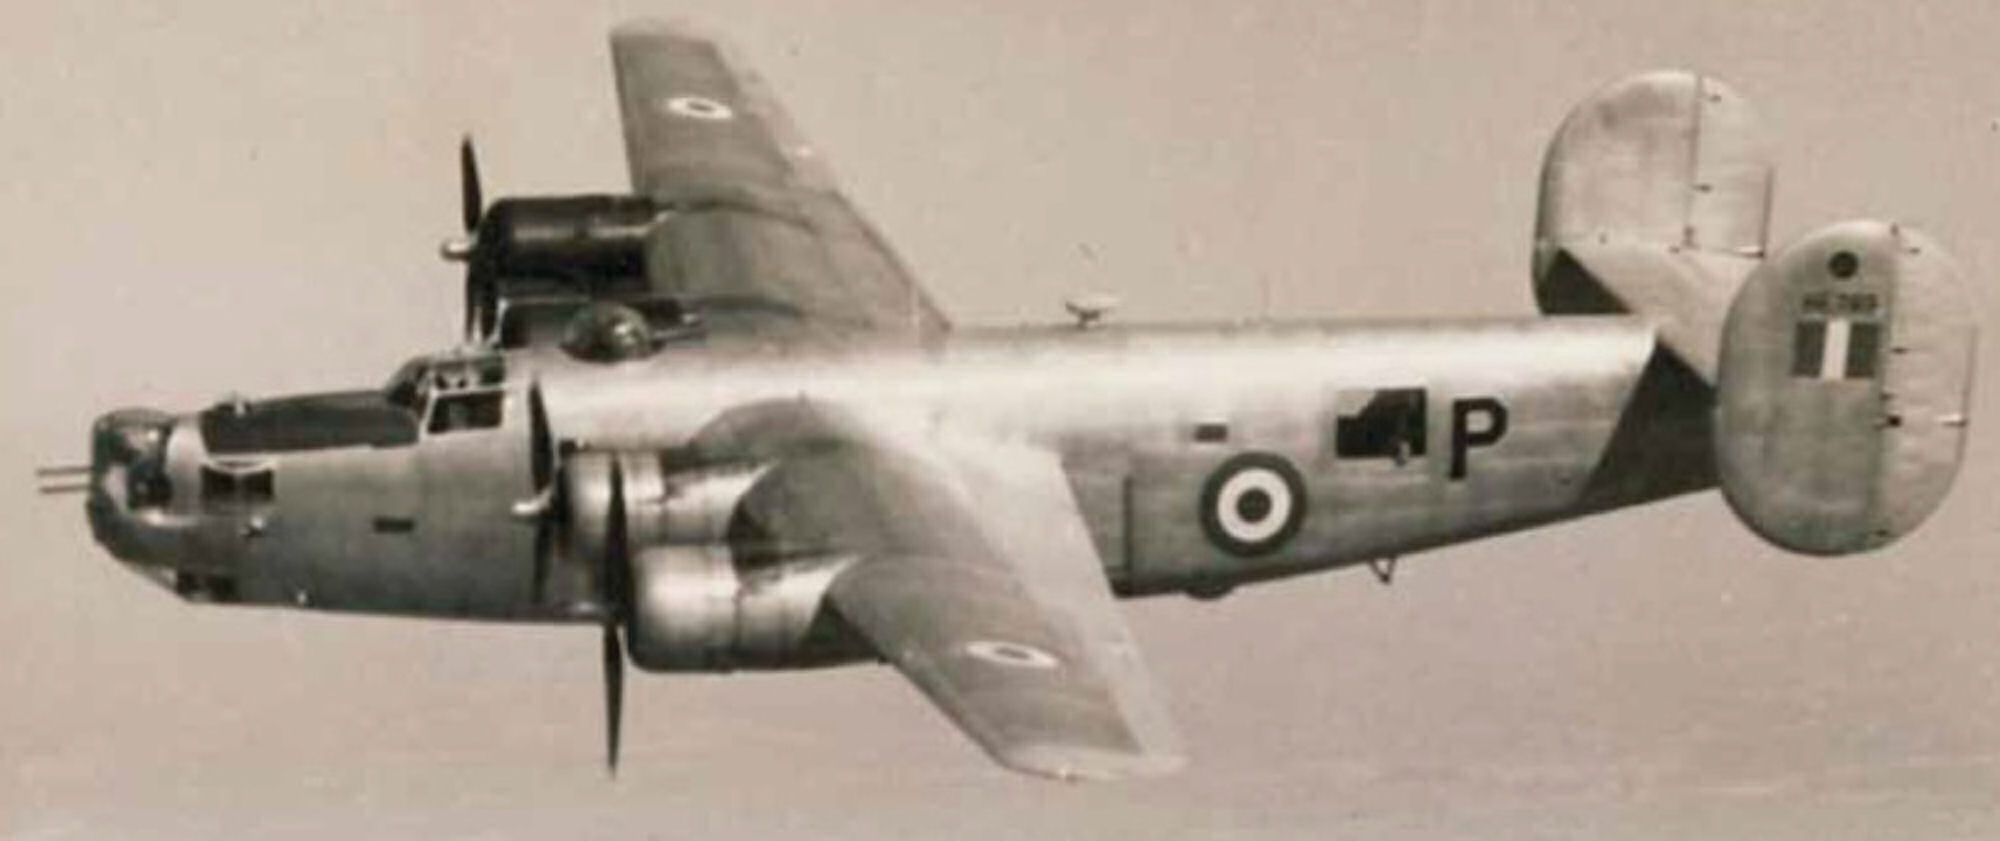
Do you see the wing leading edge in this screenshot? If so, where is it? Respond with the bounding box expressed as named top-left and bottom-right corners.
top-left (703, 404), bottom-right (1185, 780)
top-left (609, 20), bottom-right (949, 346)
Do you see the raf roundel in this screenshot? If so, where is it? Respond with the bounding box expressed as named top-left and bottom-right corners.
top-left (1200, 452), bottom-right (1308, 557)
top-left (661, 94), bottom-right (735, 121)
top-left (963, 640), bottom-right (1061, 670)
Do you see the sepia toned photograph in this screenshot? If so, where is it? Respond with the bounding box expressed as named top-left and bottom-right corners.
top-left (4, 1), bottom-right (1994, 838)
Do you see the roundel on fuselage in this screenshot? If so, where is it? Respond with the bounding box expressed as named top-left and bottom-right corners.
top-left (1199, 452), bottom-right (1307, 557)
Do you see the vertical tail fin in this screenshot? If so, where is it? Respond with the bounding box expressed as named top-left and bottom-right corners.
top-left (1715, 221), bottom-right (1977, 554)
top-left (1534, 71), bottom-right (1775, 381)
top-left (1541, 73), bottom-right (1979, 554)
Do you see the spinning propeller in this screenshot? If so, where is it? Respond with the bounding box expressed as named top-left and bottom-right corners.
top-left (460, 135), bottom-right (484, 234)
top-left (594, 454), bottom-right (631, 775)
top-left (444, 136), bottom-right (497, 342)
top-left (518, 384), bottom-right (631, 775)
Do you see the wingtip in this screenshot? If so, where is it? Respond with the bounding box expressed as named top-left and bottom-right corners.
top-left (998, 743), bottom-right (1188, 783)
top-left (611, 17), bottom-right (719, 44)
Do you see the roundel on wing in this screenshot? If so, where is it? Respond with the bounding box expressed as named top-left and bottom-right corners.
top-left (963, 640), bottom-right (1061, 670)
top-left (1199, 452), bottom-right (1307, 557)
top-left (662, 95), bottom-right (736, 121)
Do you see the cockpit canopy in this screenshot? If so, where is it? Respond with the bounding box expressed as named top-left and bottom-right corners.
top-left (385, 353), bottom-right (505, 408)
top-left (384, 352), bottom-right (511, 436)
top-left (200, 390), bottom-right (420, 455)
top-left (196, 353), bottom-right (511, 457)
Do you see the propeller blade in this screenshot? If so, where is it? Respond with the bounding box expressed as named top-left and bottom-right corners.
top-left (603, 623), bottom-right (625, 776)
top-left (598, 459), bottom-right (630, 776)
top-left (529, 504), bottom-right (551, 602)
top-left (525, 389), bottom-right (557, 602)
top-left (459, 135), bottom-right (484, 232)
top-left (457, 135), bottom-right (491, 342)
top-left (463, 269), bottom-right (484, 341)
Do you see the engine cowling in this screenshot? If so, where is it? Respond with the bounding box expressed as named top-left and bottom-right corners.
top-left (625, 545), bottom-right (856, 672)
top-left (452, 192), bottom-right (663, 342)
top-left (476, 195), bottom-right (658, 281)
top-left (559, 451), bottom-right (867, 672)
top-left (1715, 220), bottom-right (1977, 554)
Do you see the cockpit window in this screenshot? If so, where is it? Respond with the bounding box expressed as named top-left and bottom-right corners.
top-left (201, 462), bottom-right (274, 507)
top-left (431, 356), bottom-right (507, 391)
top-left (385, 355), bottom-right (508, 413)
top-left (428, 390), bottom-right (505, 435)
top-left (470, 356), bottom-right (506, 387)
top-left (202, 391), bottom-right (419, 454)
top-left (384, 359), bottom-right (430, 412)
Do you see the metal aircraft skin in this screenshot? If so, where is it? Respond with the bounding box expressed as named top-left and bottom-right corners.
top-left (49, 21), bottom-right (1978, 781)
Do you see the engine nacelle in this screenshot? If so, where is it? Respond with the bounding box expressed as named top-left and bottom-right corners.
top-left (476, 195), bottom-right (658, 281)
top-left (1715, 220), bottom-right (1977, 555)
top-left (560, 451), bottom-right (868, 672)
top-left (625, 546), bottom-right (856, 672)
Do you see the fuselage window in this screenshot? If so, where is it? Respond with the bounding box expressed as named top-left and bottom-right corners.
top-left (430, 358), bottom-right (507, 392)
top-left (1334, 388), bottom-right (1428, 463)
top-left (428, 390), bottom-right (505, 435)
top-left (384, 359), bottom-right (432, 414)
top-left (201, 463), bottom-right (275, 507)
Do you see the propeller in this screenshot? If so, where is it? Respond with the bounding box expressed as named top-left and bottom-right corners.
top-left (599, 458), bottom-right (631, 775)
top-left (459, 135), bottom-right (484, 233)
top-left (526, 470), bottom-right (630, 776)
top-left (603, 623), bottom-right (625, 775)
top-left (517, 384), bottom-right (627, 775)
top-left (450, 135), bottom-right (496, 342)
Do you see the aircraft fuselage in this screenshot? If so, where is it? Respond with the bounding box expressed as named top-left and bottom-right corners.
top-left (89, 315), bottom-right (1711, 625)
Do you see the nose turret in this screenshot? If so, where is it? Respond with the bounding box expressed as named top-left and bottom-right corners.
top-left (84, 408), bottom-right (191, 577)
top-left (92, 408), bottom-right (175, 504)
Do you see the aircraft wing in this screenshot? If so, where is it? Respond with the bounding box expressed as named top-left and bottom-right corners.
top-left (712, 407), bottom-right (1186, 780)
top-left (609, 21), bottom-right (949, 346)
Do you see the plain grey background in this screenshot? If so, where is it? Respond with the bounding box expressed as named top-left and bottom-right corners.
top-left (4, 1), bottom-right (1996, 838)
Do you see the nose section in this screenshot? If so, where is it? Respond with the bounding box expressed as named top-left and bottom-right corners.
top-left (85, 407), bottom-right (181, 565)
top-left (93, 407), bottom-right (174, 468)
top-left (82, 407), bottom-right (248, 603)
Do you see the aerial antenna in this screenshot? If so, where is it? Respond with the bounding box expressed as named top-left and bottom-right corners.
top-left (1367, 556), bottom-right (1399, 586)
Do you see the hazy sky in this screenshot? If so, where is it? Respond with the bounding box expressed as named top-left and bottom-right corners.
top-left (4, 1), bottom-right (1998, 839)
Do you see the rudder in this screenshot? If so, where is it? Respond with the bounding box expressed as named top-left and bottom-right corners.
top-left (1534, 71), bottom-right (1775, 380)
top-left (1715, 221), bottom-right (1977, 555)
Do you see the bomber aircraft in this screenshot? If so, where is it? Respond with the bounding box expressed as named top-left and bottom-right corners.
top-left (39, 20), bottom-right (1977, 781)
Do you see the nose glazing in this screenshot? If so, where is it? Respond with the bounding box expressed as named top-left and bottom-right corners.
top-left (86, 408), bottom-right (178, 561)
top-left (94, 408), bottom-right (172, 463)
top-left (94, 409), bottom-right (175, 502)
